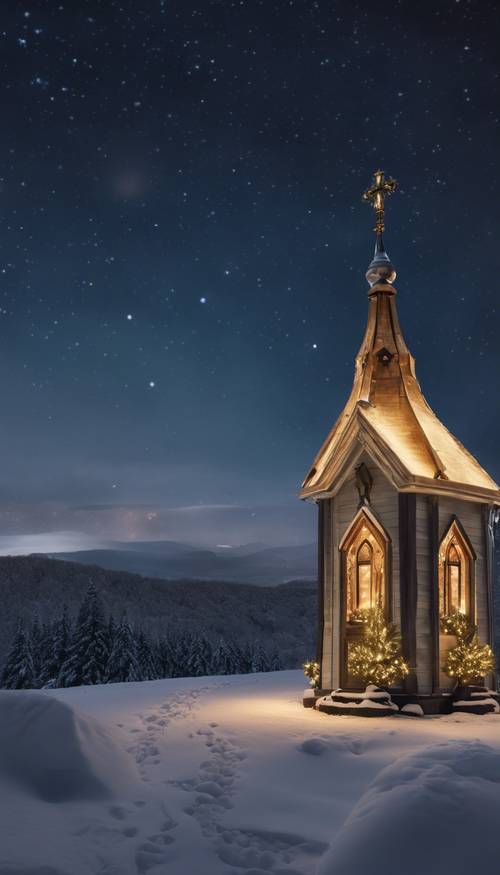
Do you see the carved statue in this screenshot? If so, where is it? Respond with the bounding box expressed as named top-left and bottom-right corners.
top-left (355, 463), bottom-right (373, 506)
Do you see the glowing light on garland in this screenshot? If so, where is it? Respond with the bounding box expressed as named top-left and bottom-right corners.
top-left (348, 606), bottom-right (409, 687)
top-left (441, 611), bottom-right (495, 684)
top-left (303, 660), bottom-right (320, 688)
top-left (440, 610), bottom-right (471, 639)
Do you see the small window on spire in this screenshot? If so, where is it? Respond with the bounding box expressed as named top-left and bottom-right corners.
top-left (376, 347), bottom-right (394, 367)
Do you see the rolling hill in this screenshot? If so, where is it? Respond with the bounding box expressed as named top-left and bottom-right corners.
top-left (0, 555), bottom-right (317, 669)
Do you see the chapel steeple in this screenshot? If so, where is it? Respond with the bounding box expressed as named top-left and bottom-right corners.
top-left (300, 171), bottom-right (500, 503)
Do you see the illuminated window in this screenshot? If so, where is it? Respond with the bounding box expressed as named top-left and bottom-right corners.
top-left (356, 541), bottom-right (373, 610)
top-left (341, 510), bottom-right (387, 621)
top-left (438, 520), bottom-right (473, 619)
top-left (446, 544), bottom-right (462, 613)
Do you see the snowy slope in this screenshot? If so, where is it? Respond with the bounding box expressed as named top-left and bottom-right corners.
top-left (1, 671), bottom-right (500, 875)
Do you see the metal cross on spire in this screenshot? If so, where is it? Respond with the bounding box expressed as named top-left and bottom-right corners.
top-left (362, 169), bottom-right (397, 235)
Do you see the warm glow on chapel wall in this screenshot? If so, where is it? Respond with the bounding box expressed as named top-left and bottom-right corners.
top-left (341, 512), bottom-right (386, 621)
top-left (438, 520), bottom-right (473, 619)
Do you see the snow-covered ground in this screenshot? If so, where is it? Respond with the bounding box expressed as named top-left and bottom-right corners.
top-left (2, 670), bottom-right (500, 875)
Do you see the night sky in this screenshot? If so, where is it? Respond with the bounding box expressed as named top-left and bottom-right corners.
top-left (0, 1), bottom-right (498, 551)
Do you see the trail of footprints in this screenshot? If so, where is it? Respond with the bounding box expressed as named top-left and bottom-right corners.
top-left (102, 686), bottom-right (323, 874)
top-left (133, 813), bottom-right (178, 874)
top-left (175, 725), bottom-right (326, 874)
top-left (104, 802), bottom-right (177, 874)
top-left (91, 690), bottom-right (203, 873)
top-left (129, 688), bottom-right (207, 781)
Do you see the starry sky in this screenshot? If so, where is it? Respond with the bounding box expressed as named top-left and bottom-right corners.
top-left (0, 0), bottom-right (498, 551)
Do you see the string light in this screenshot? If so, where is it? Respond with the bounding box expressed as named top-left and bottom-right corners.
top-left (348, 606), bottom-right (409, 687)
top-left (441, 611), bottom-right (495, 684)
top-left (303, 660), bottom-right (320, 688)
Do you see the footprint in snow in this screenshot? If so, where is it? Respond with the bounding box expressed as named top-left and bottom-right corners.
top-left (108, 804), bottom-right (131, 821)
top-left (134, 816), bottom-right (178, 873)
top-left (216, 827), bottom-right (328, 872)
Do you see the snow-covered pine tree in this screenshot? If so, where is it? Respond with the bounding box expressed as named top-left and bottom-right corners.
top-left (174, 630), bottom-right (195, 677)
top-left (268, 646), bottom-right (282, 672)
top-left (251, 640), bottom-right (270, 673)
top-left (156, 634), bottom-right (177, 678)
top-left (212, 637), bottom-right (234, 675)
top-left (136, 629), bottom-right (157, 680)
top-left (106, 615), bottom-right (141, 683)
top-left (187, 634), bottom-right (213, 677)
top-left (30, 613), bottom-right (43, 682)
top-left (222, 638), bottom-right (249, 675)
top-left (240, 642), bottom-right (255, 674)
top-left (49, 606), bottom-right (72, 687)
top-left (1, 618), bottom-right (34, 689)
top-left (36, 620), bottom-right (58, 688)
top-left (59, 582), bottom-right (109, 687)
top-left (106, 614), bottom-right (116, 654)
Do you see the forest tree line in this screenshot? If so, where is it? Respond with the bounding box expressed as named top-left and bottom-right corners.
top-left (1, 581), bottom-right (282, 690)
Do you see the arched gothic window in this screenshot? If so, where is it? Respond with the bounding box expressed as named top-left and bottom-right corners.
top-left (356, 541), bottom-right (373, 611)
top-left (445, 544), bottom-right (462, 613)
top-left (438, 520), bottom-right (474, 619)
top-left (340, 509), bottom-right (388, 621)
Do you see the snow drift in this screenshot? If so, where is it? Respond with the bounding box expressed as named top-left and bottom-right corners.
top-left (318, 740), bottom-right (500, 875)
top-left (0, 690), bottom-right (135, 802)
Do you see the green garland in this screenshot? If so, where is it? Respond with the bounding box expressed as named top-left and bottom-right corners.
top-left (303, 660), bottom-right (320, 688)
top-left (441, 611), bottom-right (495, 684)
top-left (348, 606), bottom-right (409, 687)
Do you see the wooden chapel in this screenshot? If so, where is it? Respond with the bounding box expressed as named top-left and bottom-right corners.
top-left (300, 171), bottom-right (499, 707)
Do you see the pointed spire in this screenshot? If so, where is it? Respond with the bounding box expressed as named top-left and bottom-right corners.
top-left (365, 233), bottom-right (397, 286)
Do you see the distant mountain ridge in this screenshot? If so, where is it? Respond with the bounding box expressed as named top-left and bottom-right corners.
top-left (40, 540), bottom-right (317, 586)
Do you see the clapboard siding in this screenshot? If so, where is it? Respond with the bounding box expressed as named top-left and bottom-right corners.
top-left (320, 498), bottom-right (333, 689)
top-left (319, 452), bottom-right (399, 691)
top-left (331, 498), bottom-right (341, 689)
top-left (415, 495), bottom-right (432, 693)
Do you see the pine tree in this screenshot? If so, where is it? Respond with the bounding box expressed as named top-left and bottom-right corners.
top-left (241, 642), bottom-right (255, 674)
top-left (268, 646), bottom-right (282, 672)
top-left (251, 640), bottom-right (270, 673)
top-left (212, 637), bottom-right (234, 675)
top-left (59, 582), bottom-right (109, 686)
top-left (136, 629), bottom-right (157, 680)
top-left (156, 634), bottom-right (177, 678)
top-left (1, 619), bottom-right (34, 689)
top-left (442, 614), bottom-right (496, 684)
top-left (106, 616), bottom-right (140, 683)
top-left (30, 613), bottom-right (43, 683)
top-left (106, 614), bottom-right (116, 654)
top-left (174, 630), bottom-right (195, 677)
top-left (187, 634), bottom-right (213, 677)
top-left (348, 606), bottom-right (409, 687)
top-left (36, 620), bottom-right (58, 688)
top-left (53, 605), bottom-right (72, 686)
top-left (37, 606), bottom-right (72, 688)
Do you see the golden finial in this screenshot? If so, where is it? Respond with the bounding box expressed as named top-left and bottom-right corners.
top-left (362, 169), bottom-right (397, 235)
